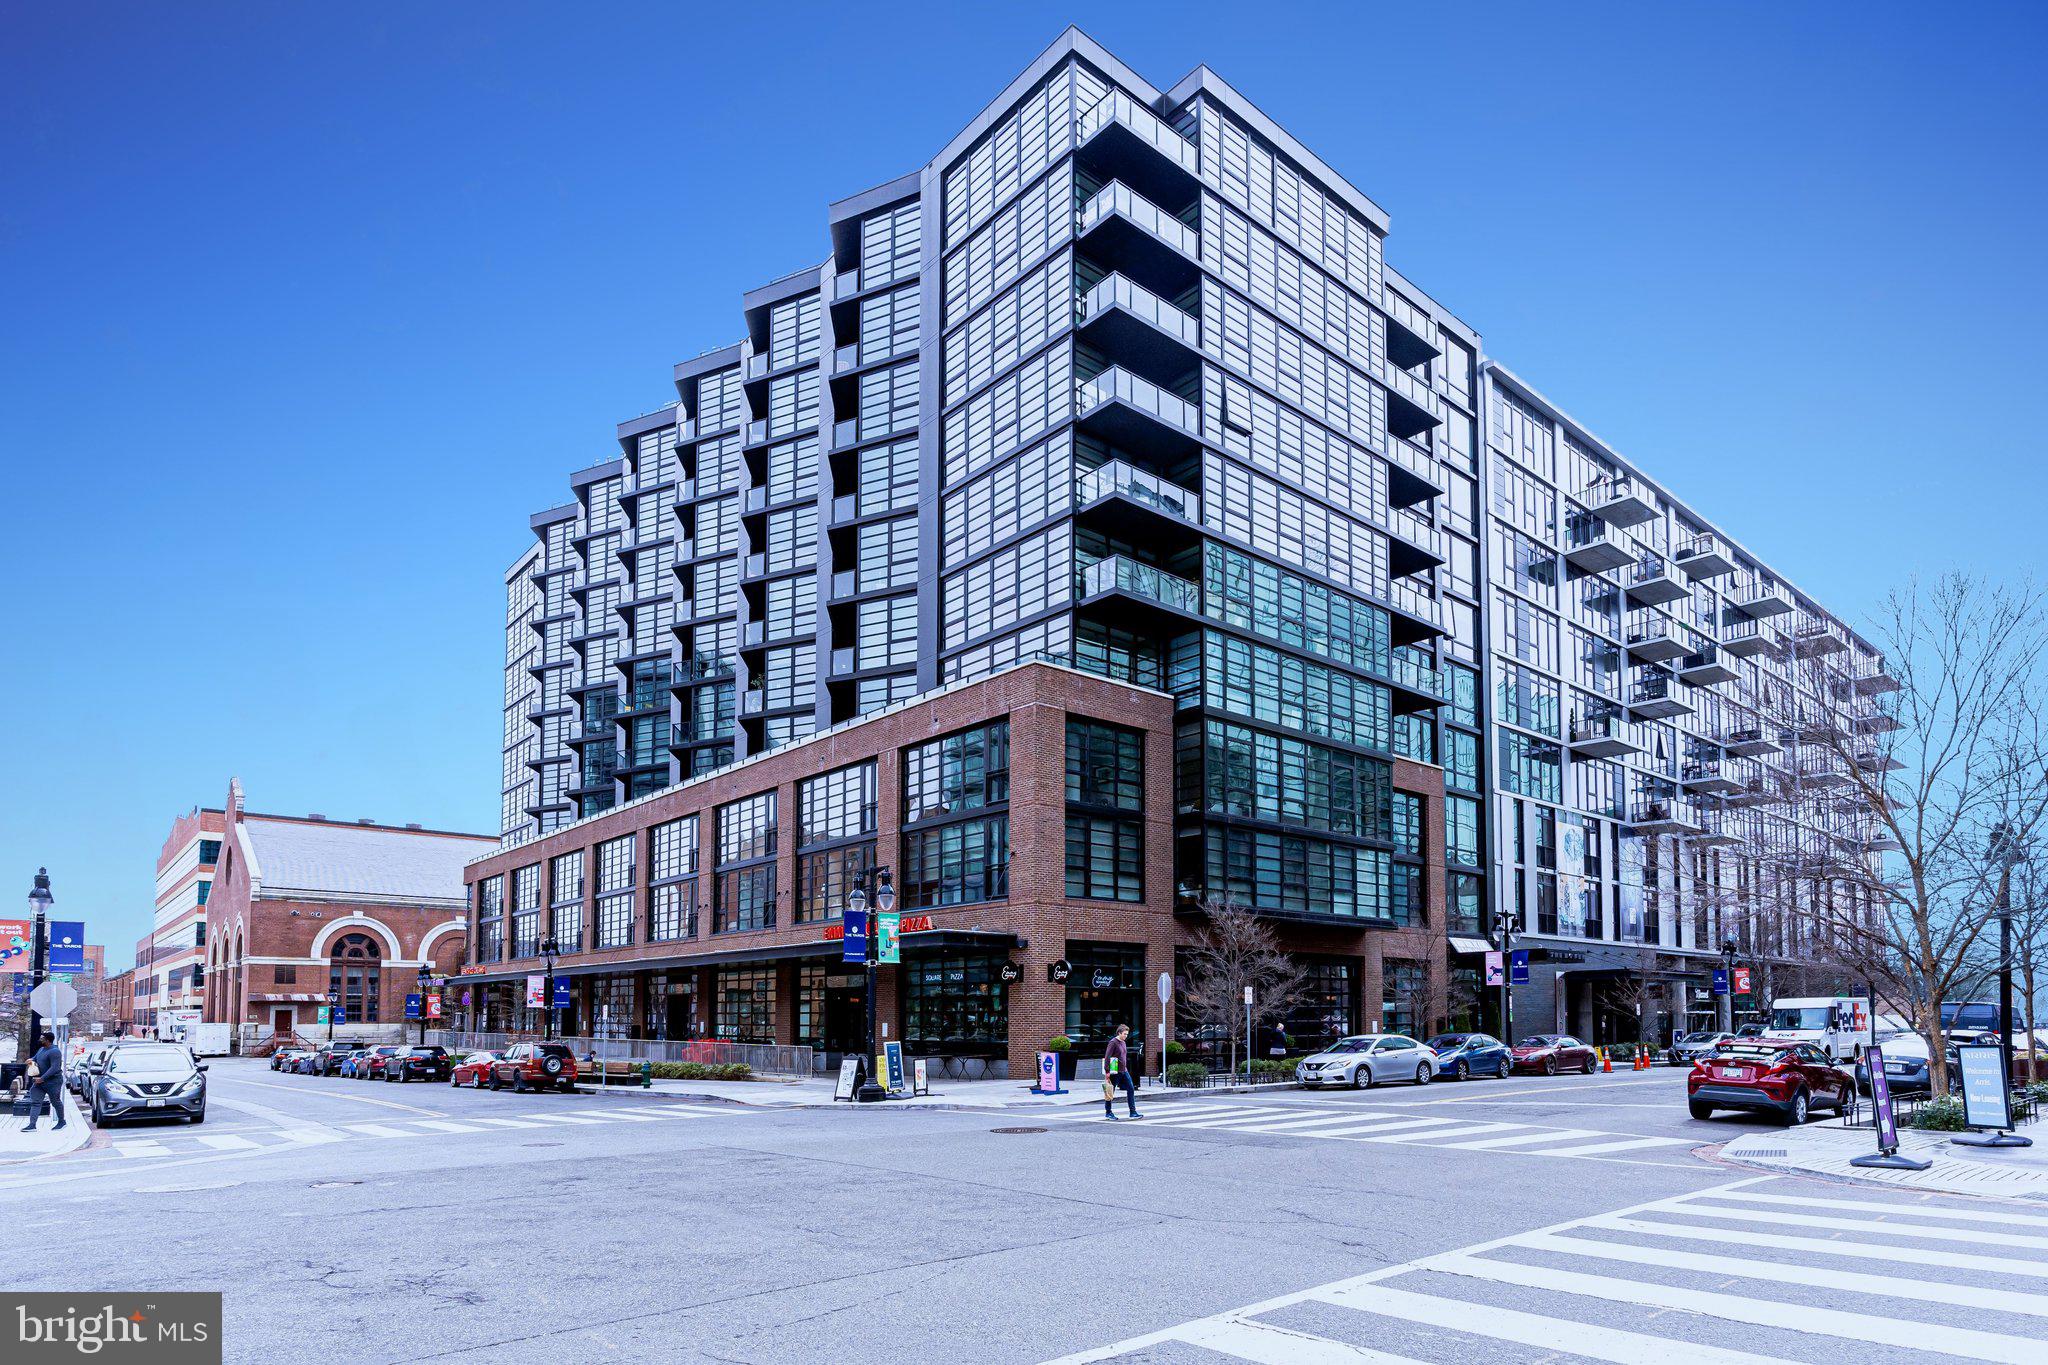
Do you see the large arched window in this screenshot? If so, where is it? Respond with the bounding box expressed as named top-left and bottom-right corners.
top-left (330, 932), bottom-right (382, 1023)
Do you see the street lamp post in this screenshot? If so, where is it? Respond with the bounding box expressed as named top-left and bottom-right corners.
top-left (24, 869), bottom-right (53, 1056)
top-left (852, 866), bottom-right (894, 1104)
top-left (540, 937), bottom-right (559, 1041)
top-left (1494, 914), bottom-right (1515, 1048)
top-left (1719, 938), bottom-right (1738, 1035)
top-left (416, 964), bottom-right (432, 1046)
top-left (1990, 822), bottom-right (2023, 1090)
top-left (325, 990), bottom-right (338, 1044)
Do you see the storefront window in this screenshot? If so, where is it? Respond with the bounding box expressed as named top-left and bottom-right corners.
top-left (795, 964), bottom-right (826, 1049)
top-left (591, 974), bottom-right (632, 1038)
top-left (715, 966), bottom-right (776, 1043)
top-left (904, 952), bottom-right (1009, 1057)
top-left (1284, 960), bottom-right (1356, 1050)
top-left (1382, 962), bottom-right (1425, 1037)
top-left (1063, 941), bottom-right (1145, 1048)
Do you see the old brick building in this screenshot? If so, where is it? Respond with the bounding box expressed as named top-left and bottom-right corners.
top-left (202, 779), bottom-right (494, 1043)
top-left (461, 663), bottom-right (1446, 1078)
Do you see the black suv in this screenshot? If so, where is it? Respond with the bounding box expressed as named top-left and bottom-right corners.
top-left (313, 1041), bottom-right (369, 1076)
top-left (385, 1046), bottom-right (452, 1083)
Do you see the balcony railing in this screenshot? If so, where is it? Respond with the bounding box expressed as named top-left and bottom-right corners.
top-left (1076, 181), bottom-right (1201, 259)
top-left (1565, 517), bottom-right (1633, 573)
top-left (1077, 91), bottom-right (1200, 178)
top-left (1080, 555), bottom-right (1200, 614)
top-left (1074, 366), bottom-right (1202, 434)
top-left (1074, 460), bottom-right (1199, 523)
top-left (1076, 272), bottom-right (1201, 348)
top-left (1583, 474), bottom-right (1656, 527)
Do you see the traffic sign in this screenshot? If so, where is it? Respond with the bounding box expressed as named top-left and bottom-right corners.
top-left (28, 979), bottom-right (79, 1018)
top-left (1156, 971), bottom-right (1172, 1005)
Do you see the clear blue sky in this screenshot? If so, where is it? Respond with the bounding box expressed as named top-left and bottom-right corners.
top-left (4, 3), bottom-right (2043, 966)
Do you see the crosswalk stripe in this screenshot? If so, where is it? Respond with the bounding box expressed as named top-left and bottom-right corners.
top-left (411, 1120), bottom-right (484, 1134)
top-left (1112, 1109), bottom-right (1301, 1130)
top-left (1416, 1250), bottom-right (2045, 1363)
top-left (589, 1112), bottom-right (663, 1122)
top-left (1215, 1113), bottom-right (1417, 1134)
top-left (1521, 1229), bottom-right (2048, 1318)
top-left (524, 1113), bottom-right (605, 1125)
top-left (1536, 1136), bottom-right (1691, 1157)
top-left (1318, 1117), bottom-right (1462, 1139)
top-left (346, 1123), bottom-right (414, 1138)
top-left (195, 1135), bottom-right (258, 1151)
top-left (1592, 1213), bottom-right (2048, 1279)
top-left (1312, 1281), bottom-right (1783, 1365)
top-left (112, 1141), bottom-right (170, 1159)
top-left (1171, 1315), bottom-right (1422, 1363)
top-left (1665, 1203), bottom-right (2048, 1251)
top-left (617, 1105), bottom-right (721, 1118)
top-left (1697, 1189), bottom-right (2048, 1228)
top-left (1352, 1122), bottom-right (1522, 1145)
top-left (275, 1128), bottom-right (346, 1146)
top-left (1439, 1127), bottom-right (1602, 1150)
top-left (466, 1117), bottom-right (544, 1129)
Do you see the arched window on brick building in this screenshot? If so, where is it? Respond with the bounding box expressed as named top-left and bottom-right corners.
top-left (330, 933), bottom-right (382, 1023)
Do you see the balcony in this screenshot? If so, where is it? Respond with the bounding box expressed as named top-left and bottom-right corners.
top-left (1583, 475), bottom-right (1657, 528)
top-left (1626, 620), bottom-right (1690, 665)
top-left (744, 419), bottom-right (769, 446)
top-left (1792, 618), bottom-right (1849, 658)
top-left (1384, 435), bottom-right (1445, 510)
top-left (1674, 536), bottom-right (1737, 579)
top-left (1073, 460), bottom-right (1200, 540)
top-left (1074, 367), bottom-right (1204, 466)
top-left (1854, 710), bottom-right (1904, 735)
top-left (1723, 774), bottom-right (1782, 808)
top-left (1796, 758), bottom-right (1852, 791)
top-left (1386, 653), bottom-right (1450, 716)
top-left (1564, 518), bottom-right (1633, 574)
top-left (1625, 554), bottom-right (1688, 607)
top-left (1073, 273), bottom-right (1201, 387)
top-left (1382, 365), bottom-right (1445, 430)
top-left (1382, 293), bottom-right (1441, 370)
top-left (1728, 578), bottom-right (1795, 620)
top-left (739, 689), bottom-right (764, 716)
top-left (1075, 182), bottom-right (1201, 299)
top-left (1849, 663), bottom-right (1902, 696)
top-left (1078, 554), bottom-right (1201, 618)
top-left (1568, 712), bottom-right (1643, 760)
top-left (1696, 813), bottom-right (1742, 846)
top-left (1849, 744), bottom-right (1904, 774)
top-left (1387, 512), bottom-right (1448, 580)
top-left (1625, 798), bottom-right (1705, 836)
top-left (1629, 672), bottom-right (1693, 721)
top-left (1721, 618), bottom-right (1782, 659)
top-left (1075, 91), bottom-right (1201, 211)
top-left (1719, 724), bottom-right (1781, 757)
top-left (1678, 645), bottom-right (1739, 687)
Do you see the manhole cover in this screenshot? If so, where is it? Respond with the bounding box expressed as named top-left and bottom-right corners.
top-left (991, 1127), bottom-right (1047, 1134)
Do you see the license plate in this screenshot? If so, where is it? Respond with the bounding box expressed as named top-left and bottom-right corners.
top-left (146, 1098), bottom-right (165, 1107)
top-left (1886, 1064), bottom-right (1910, 1074)
top-left (1714, 1067), bottom-right (1743, 1079)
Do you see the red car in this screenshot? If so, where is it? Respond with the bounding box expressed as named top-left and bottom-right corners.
top-left (1689, 1039), bottom-right (1853, 1125)
top-left (356, 1046), bottom-right (404, 1080)
top-left (450, 1052), bottom-right (500, 1088)
top-left (1510, 1034), bottom-right (1599, 1076)
top-left (488, 1043), bottom-right (579, 1093)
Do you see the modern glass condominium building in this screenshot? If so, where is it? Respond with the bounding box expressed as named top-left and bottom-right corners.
top-left (486, 29), bottom-right (1889, 1055)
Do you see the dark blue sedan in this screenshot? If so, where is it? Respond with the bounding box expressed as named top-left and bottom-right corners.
top-left (1427, 1032), bottom-right (1512, 1080)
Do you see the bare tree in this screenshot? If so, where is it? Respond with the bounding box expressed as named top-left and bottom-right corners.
top-left (1180, 897), bottom-right (1309, 1076)
top-left (1757, 575), bottom-right (2048, 1091)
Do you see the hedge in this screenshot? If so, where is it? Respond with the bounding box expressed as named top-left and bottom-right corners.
top-left (648, 1061), bottom-right (753, 1081)
top-left (1165, 1063), bottom-right (1209, 1088)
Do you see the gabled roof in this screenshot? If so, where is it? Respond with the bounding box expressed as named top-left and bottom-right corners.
top-left (241, 816), bottom-right (492, 909)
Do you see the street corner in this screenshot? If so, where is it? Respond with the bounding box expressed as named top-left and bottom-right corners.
top-left (0, 1116), bottom-right (93, 1166)
top-left (1718, 1120), bottom-right (2048, 1200)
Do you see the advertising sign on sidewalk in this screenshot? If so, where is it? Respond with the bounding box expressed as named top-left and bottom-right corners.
top-left (1034, 1050), bottom-right (1064, 1095)
top-left (1957, 1044), bottom-right (2013, 1131)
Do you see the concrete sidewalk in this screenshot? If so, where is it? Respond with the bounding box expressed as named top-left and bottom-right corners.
top-left (1723, 1119), bottom-right (2048, 1201)
top-left (0, 1108), bottom-right (92, 1164)
top-left (577, 1073), bottom-right (1297, 1112)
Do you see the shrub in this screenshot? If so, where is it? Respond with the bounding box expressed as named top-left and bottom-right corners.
top-left (716, 1063), bottom-right (752, 1081)
top-left (1047, 1035), bottom-right (1072, 1052)
top-left (1165, 1063), bottom-right (1208, 1088)
top-left (1248, 1058), bottom-right (1296, 1077)
top-left (1163, 1041), bottom-right (1187, 1062)
top-left (649, 1061), bottom-right (750, 1082)
top-left (1908, 1097), bottom-right (1968, 1131)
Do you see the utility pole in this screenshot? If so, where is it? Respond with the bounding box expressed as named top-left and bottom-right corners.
top-left (1495, 916), bottom-right (1515, 1047)
top-left (25, 868), bottom-right (53, 1054)
top-left (1991, 822), bottom-right (2022, 1089)
top-left (1719, 938), bottom-right (1737, 1034)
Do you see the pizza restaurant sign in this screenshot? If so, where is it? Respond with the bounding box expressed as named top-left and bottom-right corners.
top-left (824, 914), bottom-right (933, 940)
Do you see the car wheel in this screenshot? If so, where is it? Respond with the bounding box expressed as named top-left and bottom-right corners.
top-left (1688, 1101), bottom-right (1715, 1120)
top-left (1496, 1059), bottom-right (1510, 1079)
top-left (1455, 1060), bottom-right (1470, 1082)
top-left (472, 1073), bottom-right (483, 1089)
top-left (1545, 1057), bottom-right (1559, 1077)
top-left (1414, 1064), bottom-right (1431, 1085)
top-left (1582, 1056), bottom-right (1596, 1075)
top-left (1782, 1089), bottom-right (1810, 1126)
top-left (1351, 1066), bottom-right (1370, 1089)
top-left (188, 1111), bottom-right (205, 1125)
top-left (489, 1072), bottom-right (502, 1091)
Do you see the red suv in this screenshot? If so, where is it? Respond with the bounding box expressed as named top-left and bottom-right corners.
top-left (489, 1043), bottom-right (579, 1093)
top-left (1689, 1040), bottom-right (1852, 1125)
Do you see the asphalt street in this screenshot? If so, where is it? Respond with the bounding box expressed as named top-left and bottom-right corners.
top-left (5, 1059), bottom-right (2042, 1363)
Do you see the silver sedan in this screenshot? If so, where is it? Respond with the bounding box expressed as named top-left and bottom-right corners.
top-left (1295, 1034), bottom-right (1441, 1089)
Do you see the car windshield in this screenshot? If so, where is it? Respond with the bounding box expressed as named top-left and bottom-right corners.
top-left (1723, 1042), bottom-right (1793, 1062)
top-left (1679, 1032), bottom-right (1723, 1045)
top-left (1769, 1007), bottom-right (1832, 1031)
top-left (1426, 1035), bottom-right (1470, 1051)
top-left (108, 1046), bottom-right (193, 1078)
top-left (1321, 1037), bottom-right (1375, 1054)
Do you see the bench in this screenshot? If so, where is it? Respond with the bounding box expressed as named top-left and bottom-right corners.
top-left (577, 1057), bottom-right (653, 1088)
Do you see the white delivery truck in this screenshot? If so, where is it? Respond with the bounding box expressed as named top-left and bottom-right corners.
top-left (1762, 995), bottom-right (1872, 1061)
top-left (164, 1018), bottom-right (234, 1057)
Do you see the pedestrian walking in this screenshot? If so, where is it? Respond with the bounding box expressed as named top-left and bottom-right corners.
top-left (22, 1031), bottom-right (68, 1132)
top-left (1102, 1023), bottom-right (1141, 1121)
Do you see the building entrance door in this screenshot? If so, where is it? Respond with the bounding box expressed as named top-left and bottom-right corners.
top-left (824, 986), bottom-right (865, 1055)
top-left (666, 992), bottom-right (697, 1040)
top-left (272, 1008), bottom-right (294, 1036)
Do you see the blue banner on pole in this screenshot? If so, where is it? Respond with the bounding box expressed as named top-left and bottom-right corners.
top-left (405, 993), bottom-right (423, 1020)
top-left (331, 1008), bottom-right (347, 1025)
top-left (49, 921), bottom-right (86, 973)
top-left (1509, 949), bottom-right (1529, 986)
top-left (842, 909), bottom-right (868, 963)
top-left (551, 976), bottom-right (571, 1009)
top-left (1711, 968), bottom-right (1729, 996)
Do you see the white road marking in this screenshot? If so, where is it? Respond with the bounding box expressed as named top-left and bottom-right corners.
top-left (1703, 1188), bottom-right (2048, 1228)
top-left (1438, 1127), bottom-right (1602, 1150)
top-left (1667, 1202), bottom-right (2048, 1250)
top-left (1591, 1213), bottom-right (2048, 1279)
top-left (345, 1123), bottom-right (415, 1139)
top-left (1534, 1135), bottom-right (1692, 1157)
top-left (112, 1141), bottom-right (171, 1160)
top-left (410, 1120), bottom-right (485, 1134)
top-left (1352, 1121), bottom-right (1522, 1145)
top-left (1172, 1315), bottom-right (1423, 1363)
top-left (465, 1117), bottom-right (546, 1129)
top-left (194, 1135), bottom-right (258, 1151)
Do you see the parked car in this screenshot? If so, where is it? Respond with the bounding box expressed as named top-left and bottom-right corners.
top-left (386, 1046), bottom-right (451, 1083)
top-left (1688, 1039), bottom-right (1853, 1125)
top-left (68, 1044), bottom-right (112, 1095)
top-left (269, 1048), bottom-right (305, 1072)
top-left (1854, 1032), bottom-right (1935, 1095)
top-left (1426, 1033), bottom-right (1511, 1080)
top-left (87, 1042), bottom-right (207, 1126)
top-left (312, 1042), bottom-right (368, 1076)
top-left (449, 1052), bottom-right (501, 1088)
top-left (489, 1042), bottom-right (580, 1092)
top-left (1510, 1035), bottom-right (1599, 1076)
top-left (1668, 1032), bottom-right (1736, 1067)
top-left (352, 1046), bottom-right (404, 1080)
top-left (1294, 1034), bottom-right (1439, 1089)
top-left (1733, 1023), bottom-right (1766, 1040)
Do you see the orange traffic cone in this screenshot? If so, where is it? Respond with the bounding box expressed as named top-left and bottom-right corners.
top-left (1601, 1050), bottom-right (1612, 1073)
top-left (1636, 1052), bottom-right (1648, 1071)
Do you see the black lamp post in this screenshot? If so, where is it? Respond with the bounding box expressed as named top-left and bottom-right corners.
top-left (325, 989), bottom-right (338, 1044)
top-left (1493, 913), bottom-right (1515, 1048)
top-left (416, 964), bottom-right (432, 1046)
top-left (540, 937), bottom-right (560, 1041)
top-left (24, 868), bottom-right (53, 1056)
top-left (852, 866), bottom-right (894, 1103)
top-left (1719, 938), bottom-right (1738, 1035)
top-left (1990, 822), bottom-right (2023, 1089)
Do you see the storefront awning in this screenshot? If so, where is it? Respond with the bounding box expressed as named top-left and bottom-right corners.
top-left (1448, 936), bottom-right (1493, 956)
top-left (452, 928), bottom-right (1025, 986)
